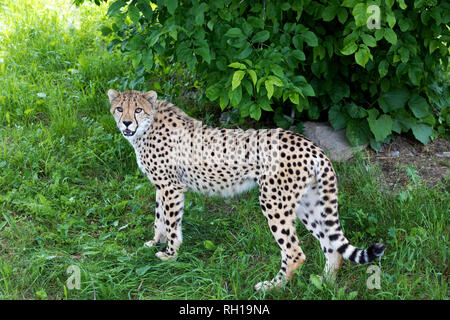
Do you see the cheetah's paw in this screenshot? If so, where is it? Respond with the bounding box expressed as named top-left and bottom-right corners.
top-left (155, 251), bottom-right (177, 262)
top-left (254, 279), bottom-right (283, 291)
top-left (144, 240), bottom-right (157, 248)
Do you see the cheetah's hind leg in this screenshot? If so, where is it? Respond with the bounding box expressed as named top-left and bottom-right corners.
top-left (255, 180), bottom-right (306, 291)
top-left (296, 181), bottom-right (343, 284)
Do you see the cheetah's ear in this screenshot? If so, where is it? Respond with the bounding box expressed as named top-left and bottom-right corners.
top-left (142, 90), bottom-right (157, 105)
top-left (107, 89), bottom-right (120, 103)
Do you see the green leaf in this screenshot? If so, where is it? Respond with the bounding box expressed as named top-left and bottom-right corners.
top-left (299, 83), bottom-right (315, 97)
top-left (128, 4), bottom-right (140, 24)
top-left (411, 123), bottom-right (432, 145)
top-left (329, 105), bottom-right (350, 130)
top-left (341, 43), bottom-right (358, 55)
top-left (378, 60), bottom-right (389, 78)
top-left (379, 89), bottom-right (410, 112)
top-left (271, 65), bottom-right (284, 79)
top-left (394, 109), bottom-right (416, 131)
top-left (398, 47), bottom-right (409, 64)
top-left (301, 31), bottom-right (318, 47)
top-left (203, 240), bottom-right (215, 250)
top-left (408, 68), bottom-right (422, 86)
top-left (398, 17), bottom-right (410, 31)
top-left (265, 80), bottom-right (274, 99)
top-left (232, 70), bottom-right (246, 90)
top-left (206, 83), bottom-right (221, 101)
top-left (352, 3), bottom-right (367, 27)
top-left (137, 0), bottom-right (153, 20)
top-left (310, 274), bottom-right (323, 290)
top-left (274, 110), bottom-right (293, 129)
top-left (249, 104), bottom-right (262, 121)
top-left (225, 28), bottom-right (244, 38)
top-left (385, 0), bottom-right (395, 8)
top-left (355, 47), bottom-right (371, 68)
top-left (107, 0), bottom-right (126, 17)
top-left (294, 122), bottom-right (304, 134)
top-left (370, 137), bottom-right (383, 151)
top-left (247, 16), bottom-right (264, 29)
top-left (329, 82), bottom-right (349, 103)
top-left (281, 2), bottom-right (291, 11)
top-left (142, 50), bottom-right (153, 71)
top-left (346, 119), bottom-right (371, 146)
top-left (342, 0), bottom-right (357, 7)
top-left (136, 265), bottom-right (151, 276)
top-left (292, 50), bottom-right (306, 61)
top-left (289, 92), bottom-right (299, 105)
top-left (267, 76), bottom-right (283, 87)
top-left (219, 90), bottom-right (229, 110)
top-left (100, 25), bottom-right (112, 36)
top-left (195, 44), bottom-right (211, 64)
top-left (368, 114), bottom-right (393, 142)
top-left (166, 0), bottom-right (178, 15)
top-left (346, 102), bottom-right (367, 119)
top-left (322, 6), bottom-right (338, 22)
top-left (386, 11), bottom-right (396, 28)
top-left (408, 94), bottom-right (430, 119)
top-left (398, 0), bottom-right (407, 10)
top-left (384, 29), bottom-right (397, 45)
top-left (337, 8), bottom-right (348, 23)
top-left (229, 86), bottom-right (242, 106)
top-left (361, 34), bottom-right (376, 47)
top-left (422, 114), bottom-right (436, 126)
top-left (253, 30), bottom-right (270, 43)
top-left (237, 43), bottom-right (252, 59)
top-left (247, 70), bottom-right (257, 86)
top-left (228, 62), bottom-right (246, 69)
top-left (131, 53), bottom-right (142, 69)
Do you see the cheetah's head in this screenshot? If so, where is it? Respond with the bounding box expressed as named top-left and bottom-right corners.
top-left (107, 89), bottom-right (157, 139)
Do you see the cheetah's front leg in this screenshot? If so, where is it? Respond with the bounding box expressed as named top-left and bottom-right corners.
top-left (153, 186), bottom-right (185, 261)
top-left (144, 189), bottom-right (167, 248)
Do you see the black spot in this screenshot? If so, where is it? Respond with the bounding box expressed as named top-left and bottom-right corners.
top-left (349, 248), bottom-right (358, 261)
top-left (329, 234), bottom-right (340, 241)
top-left (337, 243), bottom-right (349, 254)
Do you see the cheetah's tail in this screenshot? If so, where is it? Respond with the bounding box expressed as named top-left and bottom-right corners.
top-left (334, 241), bottom-right (386, 264)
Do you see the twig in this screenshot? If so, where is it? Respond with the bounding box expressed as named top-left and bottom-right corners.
top-left (137, 280), bottom-right (144, 293)
top-left (227, 230), bottom-right (238, 241)
top-left (89, 274), bottom-right (96, 300)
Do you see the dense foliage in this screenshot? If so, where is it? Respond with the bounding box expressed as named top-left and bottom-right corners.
top-left (82, 0), bottom-right (449, 148)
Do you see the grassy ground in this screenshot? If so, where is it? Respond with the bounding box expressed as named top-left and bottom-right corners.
top-left (0, 0), bottom-right (448, 300)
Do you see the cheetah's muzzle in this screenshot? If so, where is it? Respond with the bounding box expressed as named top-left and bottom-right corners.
top-left (123, 128), bottom-right (135, 136)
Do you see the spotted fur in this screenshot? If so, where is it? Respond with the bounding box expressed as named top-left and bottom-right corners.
top-left (108, 89), bottom-right (385, 291)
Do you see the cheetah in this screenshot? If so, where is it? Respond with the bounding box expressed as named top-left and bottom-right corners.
top-left (107, 89), bottom-right (385, 291)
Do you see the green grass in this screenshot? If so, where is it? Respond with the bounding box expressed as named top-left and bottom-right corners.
top-left (0, 0), bottom-right (448, 300)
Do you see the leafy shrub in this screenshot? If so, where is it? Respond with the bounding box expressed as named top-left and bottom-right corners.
top-left (82, 0), bottom-right (449, 148)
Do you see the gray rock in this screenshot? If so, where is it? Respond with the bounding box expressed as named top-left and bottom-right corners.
top-left (301, 122), bottom-right (367, 162)
top-left (389, 151), bottom-right (400, 157)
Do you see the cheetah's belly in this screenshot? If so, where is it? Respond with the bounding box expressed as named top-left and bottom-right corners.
top-left (183, 173), bottom-right (258, 197)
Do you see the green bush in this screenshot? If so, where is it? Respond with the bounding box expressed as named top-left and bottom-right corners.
top-left (84, 0), bottom-right (449, 148)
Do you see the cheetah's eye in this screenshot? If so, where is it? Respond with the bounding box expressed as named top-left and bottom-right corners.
top-left (135, 108), bottom-right (143, 113)
top-left (116, 107), bottom-right (123, 113)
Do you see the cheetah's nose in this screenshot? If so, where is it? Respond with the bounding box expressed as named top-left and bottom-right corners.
top-left (123, 120), bottom-right (132, 127)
